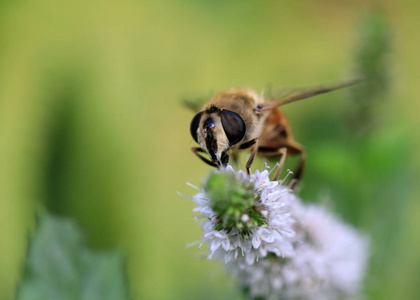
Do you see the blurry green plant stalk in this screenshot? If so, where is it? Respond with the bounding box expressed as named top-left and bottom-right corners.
top-left (14, 9), bottom-right (413, 300)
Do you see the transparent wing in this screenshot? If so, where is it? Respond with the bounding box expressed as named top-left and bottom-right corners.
top-left (258, 78), bottom-right (363, 111)
top-left (182, 91), bottom-right (215, 113)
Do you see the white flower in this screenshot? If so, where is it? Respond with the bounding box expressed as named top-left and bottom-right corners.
top-left (190, 165), bottom-right (296, 265)
top-left (184, 165), bottom-right (369, 300)
top-left (230, 201), bottom-right (369, 300)
top-left (252, 169), bottom-right (279, 191)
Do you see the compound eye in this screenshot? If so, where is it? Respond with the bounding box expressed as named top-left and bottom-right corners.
top-left (220, 110), bottom-right (246, 146)
top-left (190, 112), bottom-right (204, 143)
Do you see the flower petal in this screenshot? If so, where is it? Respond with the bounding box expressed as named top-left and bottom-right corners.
top-left (210, 239), bottom-right (222, 252)
top-left (252, 235), bottom-right (262, 249)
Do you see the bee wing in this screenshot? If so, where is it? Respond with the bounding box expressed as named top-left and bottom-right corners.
top-left (183, 99), bottom-right (204, 113)
top-left (183, 92), bottom-right (215, 113)
top-left (259, 78), bottom-right (363, 111)
top-left (264, 83), bottom-right (296, 100)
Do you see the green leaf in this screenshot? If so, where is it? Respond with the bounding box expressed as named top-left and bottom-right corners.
top-left (16, 214), bottom-right (130, 300)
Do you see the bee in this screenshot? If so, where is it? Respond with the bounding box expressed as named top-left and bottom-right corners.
top-left (188, 79), bottom-right (360, 182)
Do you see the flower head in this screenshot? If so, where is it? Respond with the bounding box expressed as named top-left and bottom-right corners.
top-left (186, 165), bottom-right (369, 300)
top-left (192, 165), bottom-right (296, 265)
top-left (230, 202), bottom-right (369, 300)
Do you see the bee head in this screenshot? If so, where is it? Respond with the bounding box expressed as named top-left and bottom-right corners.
top-left (190, 108), bottom-right (246, 164)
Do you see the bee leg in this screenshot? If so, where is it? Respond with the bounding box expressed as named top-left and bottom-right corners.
top-left (244, 138), bottom-right (260, 175)
top-left (239, 139), bottom-right (259, 150)
top-left (191, 147), bottom-right (219, 168)
top-left (290, 144), bottom-right (306, 186)
top-left (271, 148), bottom-right (287, 181)
top-left (259, 140), bottom-right (306, 185)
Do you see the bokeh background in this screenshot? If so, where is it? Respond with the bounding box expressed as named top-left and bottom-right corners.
top-left (1, 0), bottom-right (419, 299)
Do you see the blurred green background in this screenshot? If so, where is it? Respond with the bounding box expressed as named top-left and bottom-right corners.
top-left (1, 0), bottom-right (419, 299)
